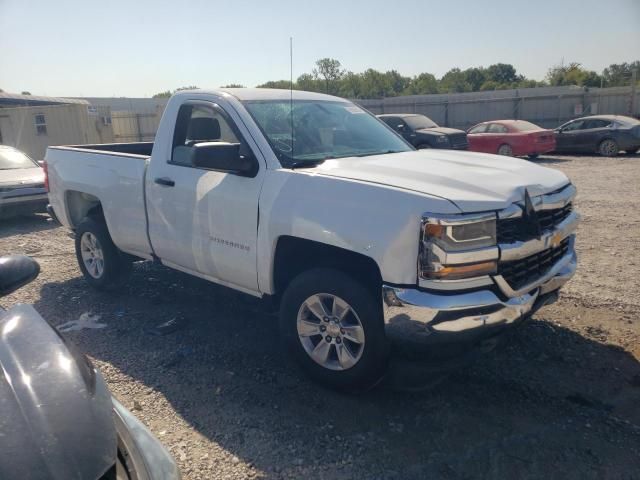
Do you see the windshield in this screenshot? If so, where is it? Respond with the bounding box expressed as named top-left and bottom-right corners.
top-left (403, 114), bottom-right (438, 130)
top-left (242, 100), bottom-right (413, 167)
top-left (0, 147), bottom-right (38, 170)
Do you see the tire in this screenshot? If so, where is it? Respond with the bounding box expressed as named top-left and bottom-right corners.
top-left (75, 217), bottom-right (132, 290)
top-left (417, 143), bottom-right (431, 149)
top-left (497, 144), bottom-right (513, 156)
top-left (598, 139), bottom-right (619, 157)
top-left (279, 268), bottom-right (389, 392)
top-left (527, 154), bottom-right (539, 159)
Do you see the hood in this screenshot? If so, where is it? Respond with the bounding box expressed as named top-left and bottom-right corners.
top-left (416, 127), bottom-right (466, 136)
top-left (0, 167), bottom-right (44, 187)
top-left (313, 150), bottom-right (570, 212)
top-left (0, 305), bottom-right (117, 480)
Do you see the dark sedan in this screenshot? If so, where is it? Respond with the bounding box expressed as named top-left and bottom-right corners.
top-left (378, 114), bottom-right (468, 150)
top-left (554, 115), bottom-right (640, 156)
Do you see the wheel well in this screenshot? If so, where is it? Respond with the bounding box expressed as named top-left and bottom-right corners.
top-left (65, 191), bottom-right (104, 227)
top-left (273, 236), bottom-right (382, 299)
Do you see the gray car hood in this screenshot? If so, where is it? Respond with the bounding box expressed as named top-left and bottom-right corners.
top-left (313, 149), bottom-right (570, 212)
top-left (0, 305), bottom-right (116, 480)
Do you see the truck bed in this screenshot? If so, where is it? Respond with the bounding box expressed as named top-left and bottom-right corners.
top-left (58, 142), bottom-right (154, 157)
top-left (46, 142), bottom-right (153, 259)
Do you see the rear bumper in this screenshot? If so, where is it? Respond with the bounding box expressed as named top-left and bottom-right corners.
top-left (382, 251), bottom-right (576, 357)
top-left (0, 193), bottom-right (48, 217)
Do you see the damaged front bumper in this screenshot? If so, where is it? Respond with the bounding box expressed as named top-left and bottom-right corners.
top-left (382, 243), bottom-right (576, 356)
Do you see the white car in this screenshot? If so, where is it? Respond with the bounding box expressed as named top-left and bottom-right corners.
top-left (0, 145), bottom-right (48, 219)
top-left (45, 89), bottom-right (579, 390)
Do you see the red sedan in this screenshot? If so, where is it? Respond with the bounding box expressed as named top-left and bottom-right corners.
top-left (467, 120), bottom-right (556, 158)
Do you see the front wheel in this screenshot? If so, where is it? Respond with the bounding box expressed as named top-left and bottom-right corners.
top-left (279, 268), bottom-right (389, 391)
top-left (75, 217), bottom-right (132, 290)
top-left (497, 144), bottom-right (513, 156)
top-left (598, 139), bottom-right (619, 157)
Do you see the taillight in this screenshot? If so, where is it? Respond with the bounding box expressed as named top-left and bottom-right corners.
top-left (42, 161), bottom-right (49, 192)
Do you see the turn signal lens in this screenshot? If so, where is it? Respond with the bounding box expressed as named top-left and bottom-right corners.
top-left (422, 261), bottom-right (497, 280)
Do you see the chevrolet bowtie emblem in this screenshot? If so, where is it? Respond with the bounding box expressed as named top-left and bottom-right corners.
top-left (523, 188), bottom-right (542, 239)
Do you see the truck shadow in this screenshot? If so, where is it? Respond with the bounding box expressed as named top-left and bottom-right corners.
top-left (35, 261), bottom-right (640, 479)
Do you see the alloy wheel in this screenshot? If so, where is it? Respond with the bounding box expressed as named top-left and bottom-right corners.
top-left (296, 293), bottom-right (365, 371)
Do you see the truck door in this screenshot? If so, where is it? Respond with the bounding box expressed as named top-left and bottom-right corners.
top-left (145, 99), bottom-right (263, 294)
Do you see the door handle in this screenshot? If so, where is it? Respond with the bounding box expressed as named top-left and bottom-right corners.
top-left (154, 177), bottom-right (175, 187)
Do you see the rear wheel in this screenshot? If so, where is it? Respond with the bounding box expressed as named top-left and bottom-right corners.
top-left (280, 268), bottom-right (389, 391)
top-left (75, 217), bottom-right (132, 290)
top-left (497, 144), bottom-right (513, 156)
top-left (598, 139), bottom-right (619, 157)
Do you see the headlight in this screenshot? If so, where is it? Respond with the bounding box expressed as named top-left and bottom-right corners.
top-left (436, 135), bottom-right (449, 143)
top-left (419, 213), bottom-right (498, 280)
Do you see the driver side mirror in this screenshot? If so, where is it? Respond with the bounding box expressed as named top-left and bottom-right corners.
top-left (191, 142), bottom-right (258, 177)
top-left (0, 255), bottom-right (40, 297)
top-left (397, 124), bottom-right (406, 131)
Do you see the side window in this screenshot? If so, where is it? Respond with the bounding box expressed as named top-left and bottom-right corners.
top-left (34, 114), bottom-right (47, 136)
top-left (585, 119), bottom-right (610, 129)
top-left (487, 123), bottom-right (508, 133)
top-left (468, 124), bottom-right (487, 134)
top-left (382, 117), bottom-right (402, 132)
top-left (563, 120), bottom-right (584, 132)
top-left (171, 103), bottom-right (240, 167)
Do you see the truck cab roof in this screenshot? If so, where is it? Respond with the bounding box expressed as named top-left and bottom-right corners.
top-left (172, 88), bottom-right (344, 103)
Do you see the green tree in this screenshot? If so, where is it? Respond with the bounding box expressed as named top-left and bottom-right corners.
top-left (439, 68), bottom-right (472, 93)
top-left (546, 62), bottom-right (601, 87)
top-left (403, 73), bottom-right (439, 95)
top-left (338, 71), bottom-right (364, 98)
top-left (312, 58), bottom-right (345, 94)
top-left (296, 73), bottom-right (321, 92)
top-left (462, 67), bottom-right (487, 91)
top-left (359, 69), bottom-right (395, 98)
top-left (602, 61), bottom-right (640, 87)
top-left (256, 80), bottom-right (293, 89)
top-left (152, 86), bottom-right (198, 98)
top-left (221, 83), bottom-right (245, 88)
top-left (384, 70), bottom-right (411, 95)
top-left (486, 63), bottom-right (520, 85)
top-left (152, 90), bottom-right (172, 98)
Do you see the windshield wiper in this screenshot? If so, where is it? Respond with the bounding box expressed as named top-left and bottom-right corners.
top-left (354, 149), bottom-right (402, 158)
top-left (289, 159), bottom-right (327, 169)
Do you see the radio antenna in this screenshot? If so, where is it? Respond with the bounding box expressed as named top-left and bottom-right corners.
top-left (290, 36), bottom-right (294, 159)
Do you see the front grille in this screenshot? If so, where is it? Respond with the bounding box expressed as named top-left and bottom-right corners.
top-left (497, 203), bottom-right (572, 243)
top-left (450, 133), bottom-right (468, 149)
top-left (499, 237), bottom-right (570, 290)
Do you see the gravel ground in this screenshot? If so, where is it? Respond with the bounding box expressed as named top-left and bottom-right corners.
top-left (1, 154), bottom-right (639, 479)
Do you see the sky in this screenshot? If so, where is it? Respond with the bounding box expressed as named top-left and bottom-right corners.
top-left (1, 0), bottom-right (639, 98)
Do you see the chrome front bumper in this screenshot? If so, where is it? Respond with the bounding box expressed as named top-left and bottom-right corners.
top-left (382, 245), bottom-right (577, 352)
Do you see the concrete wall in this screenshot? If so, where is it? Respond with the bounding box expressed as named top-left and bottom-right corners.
top-left (355, 85), bottom-right (640, 130)
top-left (0, 104), bottom-right (114, 159)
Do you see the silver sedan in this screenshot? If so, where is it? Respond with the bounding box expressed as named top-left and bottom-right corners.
top-left (0, 145), bottom-right (48, 219)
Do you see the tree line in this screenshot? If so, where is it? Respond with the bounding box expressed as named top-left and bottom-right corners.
top-left (152, 59), bottom-right (639, 99)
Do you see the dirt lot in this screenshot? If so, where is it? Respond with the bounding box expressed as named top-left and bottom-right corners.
top-left (1, 154), bottom-right (639, 479)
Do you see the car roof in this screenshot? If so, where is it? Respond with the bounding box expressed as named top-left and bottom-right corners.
top-left (173, 88), bottom-right (345, 102)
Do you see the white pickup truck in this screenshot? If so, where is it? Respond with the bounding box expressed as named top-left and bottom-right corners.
top-left (46, 88), bottom-right (579, 390)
